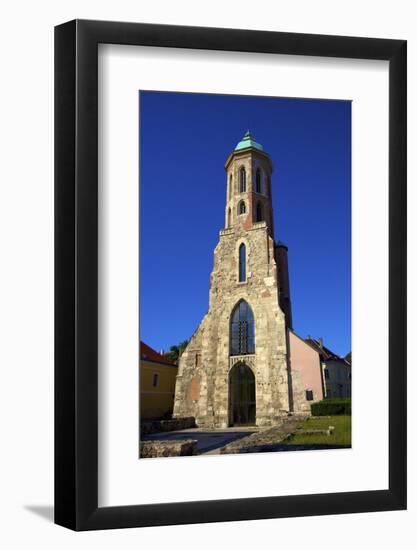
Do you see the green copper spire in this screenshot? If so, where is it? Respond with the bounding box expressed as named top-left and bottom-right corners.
top-left (234, 130), bottom-right (264, 152)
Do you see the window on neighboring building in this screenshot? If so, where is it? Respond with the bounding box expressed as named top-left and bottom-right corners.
top-left (239, 243), bottom-right (246, 282)
top-left (256, 168), bottom-right (262, 193)
top-left (152, 373), bottom-right (160, 387)
top-left (256, 202), bottom-right (263, 222)
top-left (324, 369), bottom-right (330, 379)
top-left (238, 201), bottom-right (246, 215)
top-left (239, 167), bottom-right (246, 192)
top-left (230, 300), bottom-right (255, 355)
top-left (306, 389), bottom-right (314, 401)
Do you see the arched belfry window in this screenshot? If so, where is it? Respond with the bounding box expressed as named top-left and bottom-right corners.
top-left (238, 201), bottom-right (246, 215)
top-left (256, 202), bottom-right (263, 222)
top-left (256, 168), bottom-right (262, 193)
top-left (238, 243), bottom-right (246, 282)
top-left (230, 300), bottom-right (255, 355)
top-left (229, 174), bottom-right (233, 199)
top-left (239, 167), bottom-right (246, 193)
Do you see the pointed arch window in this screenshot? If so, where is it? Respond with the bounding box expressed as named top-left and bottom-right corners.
top-left (230, 300), bottom-right (255, 355)
top-left (238, 243), bottom-right (246, 282)
top-left (239, 167), bottom-right (246, 193)
top-left (255, 168), bottom-right (262, 193)
top-left (238, 201), bottom-right (246, 215)
top-left (256, 202), bottom-right (263, 222)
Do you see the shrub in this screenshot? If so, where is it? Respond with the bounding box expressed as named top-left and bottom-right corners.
top-left (311, 398), bottom-right (351, 416)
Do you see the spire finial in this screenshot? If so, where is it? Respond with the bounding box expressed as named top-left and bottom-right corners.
top-left (234, 130), bottom-right (264, 152)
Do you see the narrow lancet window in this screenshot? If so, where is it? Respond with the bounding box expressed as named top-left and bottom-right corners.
top-left (239, 167), bottom-right (246, 192)
top-left (256, 202), bottom-right (263, 222)
top-left (256, 168), bottom-right (262, 193)
top-left (227, 208), bottom-right (231, 227)
top-left (238, 201), bottom-right (246, 215)
top-left (239, 243), bottom-right (246, 282)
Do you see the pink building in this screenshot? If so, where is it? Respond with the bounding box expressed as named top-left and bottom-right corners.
top-left (288, 331), bottom-right (324, 409)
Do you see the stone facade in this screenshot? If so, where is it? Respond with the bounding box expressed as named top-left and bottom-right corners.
top-left (140, 416), bottom-right (196, 436)
top-left (173, 132), bottom-right (316, 428)
top-left (140, 439), bottom-right (197, 458)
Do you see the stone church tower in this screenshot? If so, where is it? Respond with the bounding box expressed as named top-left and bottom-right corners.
top-left (173, 131), bottom-right (312, 428)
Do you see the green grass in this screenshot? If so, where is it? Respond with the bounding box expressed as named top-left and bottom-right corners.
top-left (283, 415), bottom-right (351, 447)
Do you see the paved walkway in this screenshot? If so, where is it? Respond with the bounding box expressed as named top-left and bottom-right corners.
top-left (215, 414), bottom-right (308, 454)
top-left (142, 427), bottom-right (257, 454)
top-left (142, 415), bottom-right (317, 456)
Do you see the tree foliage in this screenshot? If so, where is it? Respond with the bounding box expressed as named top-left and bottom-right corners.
top-left (163, 340), bottom-right (189, 364)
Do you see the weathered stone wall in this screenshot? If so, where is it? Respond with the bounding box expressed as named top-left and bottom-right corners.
top-left (174, 221), bottom-right (290, 427)
top-left (173, 315), bottom-right (208, 421)
top-left (140, 416), bottom-right (196, 436)
top-left (140, 439), bottom-right (197, 458)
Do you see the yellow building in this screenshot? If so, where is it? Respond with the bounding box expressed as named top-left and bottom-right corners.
top-left (140, 341), bottom-right (178, 420)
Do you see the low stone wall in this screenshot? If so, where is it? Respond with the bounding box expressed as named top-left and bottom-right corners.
top-left (220, 415), bottom-right (306, 454)
top-left (140, 439), bottom-right (197, 458)
top-left (141, 416), bottom-right (196, 436)
top-left (296, 426), bottom-right (334, 436)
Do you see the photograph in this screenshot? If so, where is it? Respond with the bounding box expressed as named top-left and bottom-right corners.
top-left (0, 0), bottom-right (409, 541)
top-left (139, 91), bottom-right (352, 458)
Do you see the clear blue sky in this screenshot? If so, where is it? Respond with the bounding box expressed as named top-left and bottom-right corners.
top-left (139, 91), bottom-right (351, 357)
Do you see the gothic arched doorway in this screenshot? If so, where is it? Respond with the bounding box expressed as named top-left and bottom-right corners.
top-left (229, 363), bottom-right (256, 426)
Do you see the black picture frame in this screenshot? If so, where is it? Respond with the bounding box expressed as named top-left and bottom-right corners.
top-left (55, 19), bottom-right (407, 531)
